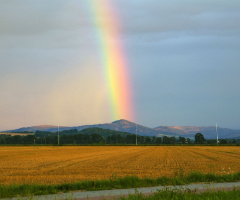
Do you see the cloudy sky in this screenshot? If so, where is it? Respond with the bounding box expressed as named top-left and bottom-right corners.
top-left (1, 0), bottom-right (240, 131)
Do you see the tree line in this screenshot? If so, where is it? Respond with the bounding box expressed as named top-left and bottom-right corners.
top-left (0, 133), bottom-right (187, 145)
top-left (0, 129), bottom-right (239, 145)
top-left (194, 132), bottom-right (238, 145)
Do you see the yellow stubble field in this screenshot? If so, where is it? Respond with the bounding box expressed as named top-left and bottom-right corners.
top-left (0, 146), bottom-right (239, 185)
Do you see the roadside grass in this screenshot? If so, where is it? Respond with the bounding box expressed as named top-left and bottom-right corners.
top-left (120, 187), bottom-right (240, 200)
top-left (0, 171), bottom-right (240, 198)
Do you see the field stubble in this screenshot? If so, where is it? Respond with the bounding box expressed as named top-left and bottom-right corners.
top-left (0, 146), bottom-right (239, 185)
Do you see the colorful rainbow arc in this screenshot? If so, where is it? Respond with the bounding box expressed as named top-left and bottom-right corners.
top-left (89, 1), bottom-right (134, 121)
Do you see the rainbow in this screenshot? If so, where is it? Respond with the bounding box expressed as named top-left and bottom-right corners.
top-left (89, 1), bottom-right (134, 121)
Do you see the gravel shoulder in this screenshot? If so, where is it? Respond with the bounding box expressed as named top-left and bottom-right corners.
top-left (2, 182), bottom-right (240, 200)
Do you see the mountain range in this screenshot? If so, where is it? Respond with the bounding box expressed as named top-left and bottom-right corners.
top-left (3, 119), bottom-right (240, 139)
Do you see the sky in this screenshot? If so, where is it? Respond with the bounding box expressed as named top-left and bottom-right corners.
top-left (1, 0), bottom-right (240, 131)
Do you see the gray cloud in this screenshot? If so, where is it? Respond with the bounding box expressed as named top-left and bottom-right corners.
top-left (118, 0), bottom-right (240, 39)
top-left (0, 1), bottom-right (91, 36)
top-left (0, 0), bottom-right (240, 130)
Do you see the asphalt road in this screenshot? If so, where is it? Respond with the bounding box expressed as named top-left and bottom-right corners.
top-left (2, 182), bottom-right (240, 200)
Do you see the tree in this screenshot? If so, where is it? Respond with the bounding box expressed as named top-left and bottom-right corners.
top-left (206, 139), bottom-right (216, 144)
top-left (156, 137), bottom-right (162, 144)
top-left (90, 133), bottom-right (105, 144)
top-left (194, 133), bottom-right (205, 144)
top-left (232, 139), bottom-right (237, 144)
top-left (83, 134), bottom-right (91, 144)
top-left (106, 134), bottom-right (124, 144)
top-left (162, 136), bottom-right (170, 144)
top-left (144, 137), bottom-right (151, 144)
top-left (116, 135), bottom-right (124, 144)
top-left (152, 136), bottom-right (156, 144)
top-left (169, 136), bottom-right (177, 144)
top-left (12, 135), bottom-right (22, 144)
top-left (178, 136), bottom-right (186, 144)
top-left (126, 135), bottom-right (136, 144)
top-left (186, 138), bottom-right (191, 144)
top-left (220, 139), bottom-right (228, 144)
top-left (23, 135), bottom-right (35, 144)
top-left (138, 136), bottom-right (144, 144)
top-left (73, 134), bottom-right (84, 144)
top-left (106, 135), bottom-right (117, 144)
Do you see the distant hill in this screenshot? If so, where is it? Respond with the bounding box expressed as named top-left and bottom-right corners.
top-left (34, 127), bottom-right (133, 139)
top-left (154, 126), bottom-right (188, 136)
top-left (5, 125), bottom-right (70, 133)
top-left (0, 132), bottom-right (34, 136)
top-left (84, 119), bottom-right (161, 136)
top-left (3, 119), bottom-right (240, 139)
top-left (154, 126), bottom-right (240, 139)
top-left (6, 119), bottom-right (161, 137)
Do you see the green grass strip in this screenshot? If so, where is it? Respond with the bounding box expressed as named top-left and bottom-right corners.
top-left (0, 172), bottom-right (240, 198)
top-left (120, 187), bottom-right (240, 200)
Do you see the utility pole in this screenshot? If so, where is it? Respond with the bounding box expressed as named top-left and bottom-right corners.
top-left (216, 123), bottom-right (218, 146)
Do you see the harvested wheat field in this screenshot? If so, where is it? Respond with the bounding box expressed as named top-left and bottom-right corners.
top-left (0, 146), bottom-right (239, 185)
